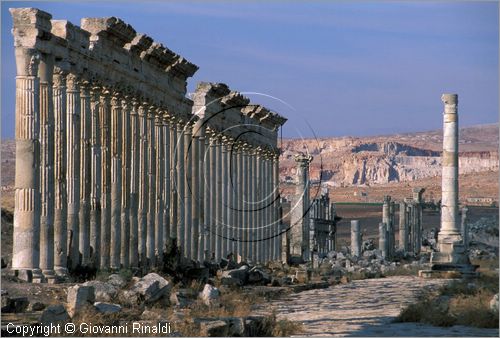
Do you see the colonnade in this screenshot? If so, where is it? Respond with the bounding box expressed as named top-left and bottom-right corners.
top-left (10, 8), bottom-right (286, 282)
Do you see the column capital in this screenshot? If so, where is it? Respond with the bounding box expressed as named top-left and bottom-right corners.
top-left (294, 153), bottom-right (313, 165)
top-left (66, 73), bottom-right (79, 92)
top-left (441, 93), bottom-right (458, 106)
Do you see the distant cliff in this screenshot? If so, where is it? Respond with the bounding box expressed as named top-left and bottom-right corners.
top-left (280, 124), bottom-right (499, 187)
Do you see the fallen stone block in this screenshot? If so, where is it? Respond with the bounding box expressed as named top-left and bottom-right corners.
top-left (94, 302), bottom-right (122, 314)
top-left (39, 305), bottom-right (70, 326)
top-left (83, 280), bottom-right (118, 302)
top-left (107, 274), bottom-right (128, 288)
top-left (199, 284), bottom-right (220, 306)
top-left (67, 285), bottom-right (95, 317)
top-left (196, 319), bottom-right (229, 337)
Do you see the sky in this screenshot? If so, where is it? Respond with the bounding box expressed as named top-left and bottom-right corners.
top-left (1, 1), bottom-right (498, 139)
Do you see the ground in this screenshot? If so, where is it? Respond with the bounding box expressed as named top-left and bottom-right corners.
top-left (253, 276), bottom-right (499, 336)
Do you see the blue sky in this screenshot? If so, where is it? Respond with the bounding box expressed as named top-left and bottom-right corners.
top-left (1, 1), bottom-right (498, 138)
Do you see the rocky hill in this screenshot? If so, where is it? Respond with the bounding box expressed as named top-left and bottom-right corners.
top-left (280, 124), bottom-right (498, 187)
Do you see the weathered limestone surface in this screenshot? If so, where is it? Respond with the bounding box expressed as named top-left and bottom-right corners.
top-left (290, 154), bottom-right (313, 261)
top-left (427, 94), bottom-right (475, 274)
top-left (10, 8), bottom-right (287, 280)
top-left (253, 276), bottom-right (498, 336)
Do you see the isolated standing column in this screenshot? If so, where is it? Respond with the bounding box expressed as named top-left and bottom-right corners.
top-left (439, 94), bottom-right (461, 241)
top-left (351, 220), bottom-right (361, 257)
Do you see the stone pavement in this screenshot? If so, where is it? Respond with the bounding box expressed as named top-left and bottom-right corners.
top-left (254, 276), bottom-right (499, 336)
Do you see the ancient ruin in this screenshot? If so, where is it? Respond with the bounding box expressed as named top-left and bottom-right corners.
top-left (420, 94), bottom-right (478, 277)
top-left (10, 8), bottom-right (286, 282)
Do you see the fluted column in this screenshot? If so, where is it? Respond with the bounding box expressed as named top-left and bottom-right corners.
top-left (129, 99), bottom-right (139, 268)
top-left (184, 125), bottom-right (193, 259)
top-left (12, 47), bottom-right (42, 281)
top-left (162, 117), bottom-right (171, 252)
top-left (169, 121), bottom-right (178, 241)
top-left (66, 73), bottom-right (81, 270)
top-left (120, 98), bottom-right (131, 268)
top-left (137, 103), bottom-right (149, 266)
top-left (201, 132), bottom-right (210, 261)
top-left (192, 122), bottom-right (203, 261)
top-left (79, 80), bottom-right (91, 267)
top-left (242, 145), bottom-right (249, 260)
top-left (236, 145), bottom-right (244, 259)
top-left (53, 69), bottom-right (68, 276)
top-left (221, 139), bottom-right (229, 259)
top-left (215, 135), bottom-right (222, 261)
top-left (256, 151), bottom-right (263, 263)
top-left (110, 94), bottom-right (122, 270)
top-left (99, 88), bottom-right (111, 270)
top-left (176, 122), bottom-right (185, 256)
top-left (250, 149), bottom-right (257, 262)
top-left (89, 86), bottom-right (101, 269)
top-left (273, 153), bottom-right (280, 261)
top-left (39, 54), bottom-right (55, 281)
top-left (147, 111), bottom-right (156, 265)
top-left (209, 136), bottom-right (217, 259)
top-left (399, 201), bottom-right (408, 251)
top-left (155, 113), bottom-right (164, 265)
top-left (229, 142), bottom-right (238, 257)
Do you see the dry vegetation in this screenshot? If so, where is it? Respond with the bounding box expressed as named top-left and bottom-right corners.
top-left (396, 260), bottom-right (499, 329)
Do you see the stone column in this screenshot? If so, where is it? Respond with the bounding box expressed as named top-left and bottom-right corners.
top-left (129, 99), bottom-right (139, 268)
top-left (192, 122), bottom-right (203, 261)
top-left (169, 121), bottom-right (178, 241)
top-left (176, 122), bottom-right (185, 256)
top-left (155, 114), bottom-right (164, 265)
top-left (147, 111), bottom-right (156, 266)
top-left (272, 153), bottom-right (280, 261)
top-left (12, 47), bottom-right (42, 281)
top-left (184, 125), bottom-right (193, 259)
top-left (382, 196), bottom-right (391, 259)
top-left (439, 94), bottom-right (461, 242)
top-left (461, 206), bottom-right (469, 250)
top-left (79, 80), bottom-right (91, 267)
top-left (201, 133), bottom-right (210, 261)
top-left (137, 103), bottom-right (149, 267)
top-left (379, 222), bottom-right (387, 259)
top-left (249, 149), bottom-right (257, 262)
top-left (99, 88), bottom-right (111, 270)
top-left (89, 86), bottom-right (101, 269)
top-left (120, 98), bottom-right (131, 268)
top-left (66, 73), bottom-right (81, 270)
top-left (221, 139), bottom-right (229, 259)
top-left (53, 69), bottom-right (68, 277)
top-left (39, 54), bottom-right (55, 281)
top-left (290, 154), bottom-right (313, 261)
top-left (351, 220), bottom-right (361, 257)
top-left (399, 201), bottom-right (408, 251)
top-left (209, 135), bottom-right (217, 259)
top-left (215, 135), bottom-right (223, 261)
top-left (236, 145), bottom-right (244, 259)
top-left (162, 117), bottom-right (171, 253)
top-left (110, 94), bottom-right (122, 270)
top-left (242, 145), bottom-right (250, 260)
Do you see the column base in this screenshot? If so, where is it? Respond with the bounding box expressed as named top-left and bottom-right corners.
top-left (419, 238), bottom-right (479, 279)
top-left (31, 269), bottom-right (44, 283)
top-left (42, 269), bottom-right (57, 284)
top-left (54, 267), bottom-right (68, 277)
